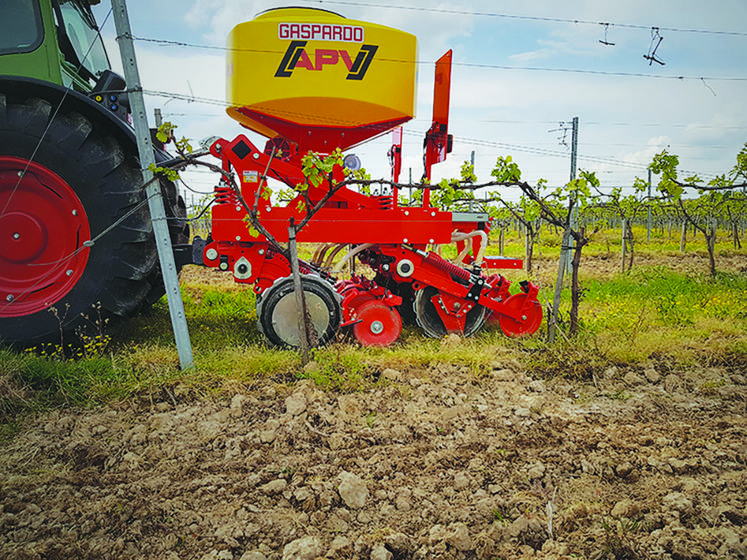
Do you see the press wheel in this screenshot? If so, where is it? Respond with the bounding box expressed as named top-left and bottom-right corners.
top-left (497, 293), bottom-right (543, 337)
top-left (257, 275), bottom-right (341, 348)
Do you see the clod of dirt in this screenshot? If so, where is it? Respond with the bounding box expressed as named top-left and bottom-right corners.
top-left (1, 363), bottom-right (745, 559)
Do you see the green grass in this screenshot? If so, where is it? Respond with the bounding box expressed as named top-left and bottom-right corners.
top-left (575, 267), bottom-right (747, 362)
top-left (1, 229), bottom-right (746, 423)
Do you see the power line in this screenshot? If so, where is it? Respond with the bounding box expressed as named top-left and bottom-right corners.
top-left (298, 0), bottom-right (747, 38)
top-left (456, 61), bottom-right (747, 81)
top-left (142, 91), bottom-right (730, 181)
top-left (131, 36), bottom-right (747, 82)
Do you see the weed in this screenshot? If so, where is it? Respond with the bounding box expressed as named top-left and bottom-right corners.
top-left (608, 390), bottom-right (632, 401)
top-left (601, 517), bottom-right (642, 559)
top-left (299, 345), bottom-right (369, 391)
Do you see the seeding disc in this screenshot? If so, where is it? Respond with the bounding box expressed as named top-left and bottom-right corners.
top-left (414, 285), bottom-right (487, 338)
top-left (497, 293), bottom-right (543, 337)
top-left (353, 300), bottom-right (402, 347)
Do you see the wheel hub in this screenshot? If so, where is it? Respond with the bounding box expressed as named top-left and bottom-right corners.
top-left (0, 157), bottom-right (90, 317)
top-left (0, 211), bottom-right (46, 262)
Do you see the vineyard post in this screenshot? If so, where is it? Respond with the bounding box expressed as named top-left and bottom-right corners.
top-left (112, 0), bottom-right (194, 370)
top-left (621, 218), bottom-right (628, 272)
top-left (647, 169), bottom-right (653, 242)
top-left (548, 227), bottom-right (570, 344)
top-left (679, 221), bottom-right (687, 252)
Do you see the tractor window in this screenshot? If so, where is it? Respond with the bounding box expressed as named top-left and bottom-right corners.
top-left (0, 0), bottom-right (44, 55)
top-left (56, 0), bottom-right (110, 80)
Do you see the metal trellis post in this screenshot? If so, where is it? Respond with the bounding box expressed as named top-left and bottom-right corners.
top-left (111, 0), bottom-right (194, 369)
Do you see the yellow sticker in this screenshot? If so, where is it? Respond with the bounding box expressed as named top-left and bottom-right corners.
top-left (243, 170), bottom-right (259, 183)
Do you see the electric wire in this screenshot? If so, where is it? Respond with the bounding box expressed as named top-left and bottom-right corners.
top-left (297, 0), bottom-right (747, 38)
top-left (131, 36), bottom-right (747, 82)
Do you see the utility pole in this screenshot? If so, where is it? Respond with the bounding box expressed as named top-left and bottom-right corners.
top-left (570, 117), bottom-right (578, 183)
top-left (111, 0), bottom-right (194, 370)
top-left (567, 116), bottom-right (579, 274)
top-left (549, 117), bottom-right (578, 343)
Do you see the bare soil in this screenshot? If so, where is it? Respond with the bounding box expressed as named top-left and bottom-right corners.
top-left (1, 355), bottom-right (745, 559)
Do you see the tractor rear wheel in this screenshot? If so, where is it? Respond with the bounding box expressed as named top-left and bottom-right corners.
top-left (0, 95), bottom-right (181, 347)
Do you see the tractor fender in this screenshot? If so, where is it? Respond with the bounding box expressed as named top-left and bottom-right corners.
top-left (0, 75), bottom-right (170, 163)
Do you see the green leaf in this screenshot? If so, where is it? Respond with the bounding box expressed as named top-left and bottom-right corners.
top-left (491, 155), bottom-right (522, 183)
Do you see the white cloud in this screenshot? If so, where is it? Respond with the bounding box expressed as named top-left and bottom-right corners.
top-left (91, 0), bottom-right (746, 190)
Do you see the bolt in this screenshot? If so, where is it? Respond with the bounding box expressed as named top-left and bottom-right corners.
top-left (72, 209), bottom-right (78, 216)
top-left (370, 320), bottom-right (384, 335)
top-left (13, 232), bottom-right (20, 240)
top-left (66, 269), bottom-right (73, 276)
top-left (253, 153), bottom-right (260, 159)
top-left (258, 249), bottom-right (265, 255)
top-left (6, 294), bottom-right (14, 302)
top-left (453, 302), bottom-right (461, 310)
top-left (236, 236), bottom-right (241, 241)
top-left (521, 315), bottom-right (527, 321)
top-left (236, 206), bottom-right (241, 212)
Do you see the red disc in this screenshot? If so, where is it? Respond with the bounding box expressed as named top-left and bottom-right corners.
top-left (0, 157), bottom-right (90, 317)
top-left (353, 300), bottom-right (402, 347)
top-left (497, 293), bottom-right (543, 337)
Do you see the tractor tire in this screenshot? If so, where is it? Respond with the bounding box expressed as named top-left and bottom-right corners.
top-left (0, 94), bottom-right (181, 347)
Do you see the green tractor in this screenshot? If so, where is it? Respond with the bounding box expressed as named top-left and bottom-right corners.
top-left (0, 0), bottom-right (188, 347)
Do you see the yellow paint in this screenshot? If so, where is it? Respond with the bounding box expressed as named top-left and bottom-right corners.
top-left (226, 7), bottom-right (417, 136)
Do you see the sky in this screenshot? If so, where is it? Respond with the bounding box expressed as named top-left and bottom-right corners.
top-left (93, 0), bottom-right (747, 204)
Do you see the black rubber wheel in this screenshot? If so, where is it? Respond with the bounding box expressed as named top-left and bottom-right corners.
top-left (414, 285), bottom-right (487, 338)
top-left (256, 275), bottom-right (341, 348)
top-left (0, 94), bottom-right (174, 347)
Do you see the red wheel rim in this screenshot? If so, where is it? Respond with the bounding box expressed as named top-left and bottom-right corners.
top-left (0, 157), bottom-right (90, 317)
top-left (353, 300), bottom-right (402, 347)
top-left (497, 293), bottom-right (543, 337)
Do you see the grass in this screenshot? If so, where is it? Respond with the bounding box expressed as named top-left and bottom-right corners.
top-left (1, 229), bottom-right (746, 424)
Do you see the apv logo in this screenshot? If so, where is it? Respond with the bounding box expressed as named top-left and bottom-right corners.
top-left (275, 40), bottom-right (379, 81)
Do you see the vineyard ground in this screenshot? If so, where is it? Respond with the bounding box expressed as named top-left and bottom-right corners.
top-left (1, 251), bottom-right (746, 560)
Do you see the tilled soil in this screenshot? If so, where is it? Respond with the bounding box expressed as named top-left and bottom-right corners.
top-left (1, 356), bottom-right (745, 560)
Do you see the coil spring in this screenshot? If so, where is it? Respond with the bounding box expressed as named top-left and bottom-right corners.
top-left (265, 245), bottom-right (312, 275)
top-left (214, 186), bottom-right (238, 205)
top-left (423, 251), bottom-right (471, 282)
top-left (375, 195), bottom-right (394, 210)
